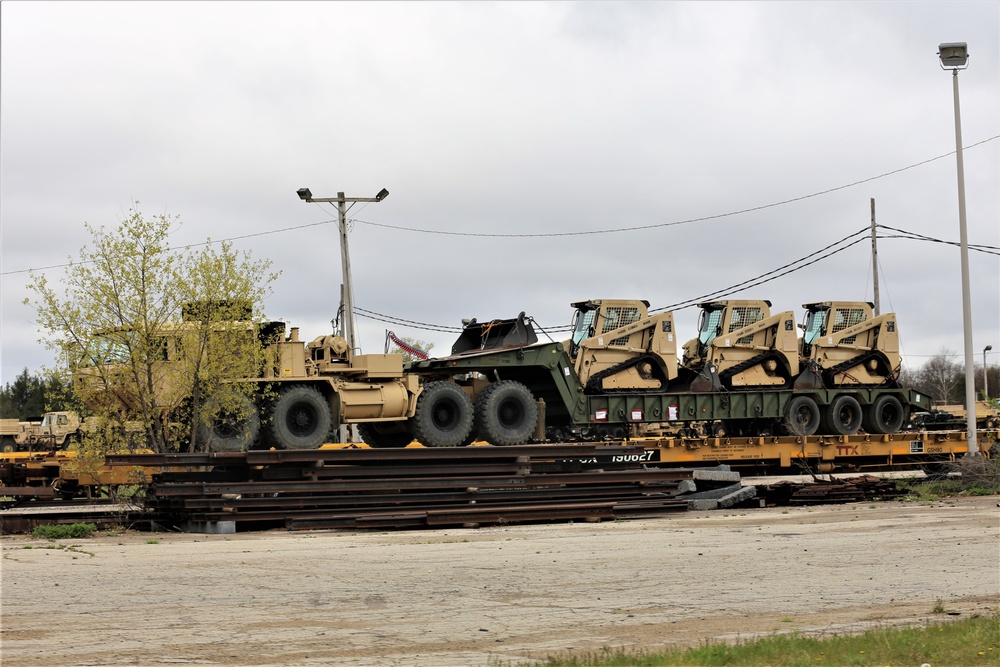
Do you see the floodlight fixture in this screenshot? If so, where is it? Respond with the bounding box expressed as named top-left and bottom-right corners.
top-left (375, 188), bottom-right (389, 202)
top-left (297, 188), bottom-right (313, 201)
top-left (938, 42), bottom-right (969, 69)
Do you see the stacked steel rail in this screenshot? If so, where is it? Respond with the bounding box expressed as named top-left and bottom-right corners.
top-left (106, 445), bottom-right (693, 531)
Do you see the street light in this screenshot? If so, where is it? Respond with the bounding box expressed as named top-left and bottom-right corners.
top-left (938, 41), bottom-right (978, 455)
top-left (295, 187), bottom-right (390, 354)
top-left (985, 345), bottom-right (993, 399)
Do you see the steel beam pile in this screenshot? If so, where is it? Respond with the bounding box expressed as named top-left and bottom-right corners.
top-left (758, 475), bottom-right (904, 505)
top-left (106, 445), bottom-right (692, 531)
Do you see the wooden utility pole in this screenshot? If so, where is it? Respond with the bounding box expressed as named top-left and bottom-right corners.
top-left (296, 187), bottom-right (390, 443)
top-left (296, 187), bottom-right (389, 353)
top-left (870, 198), bottom-right (880, 316)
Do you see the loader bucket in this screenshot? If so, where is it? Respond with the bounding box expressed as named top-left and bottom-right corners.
top-left (793, 362), bottom-right (826, 390)
top-left (689, 362), bottom-right (723, 393)
top-left (451, 312), bottom-right (538, 355)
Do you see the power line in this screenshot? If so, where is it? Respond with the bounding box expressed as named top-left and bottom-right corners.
top-left (877, 224), bottom-right (1000, 256)
top-left (4, 136), bottom-right (997, 277)
top-left (0, 218), bottom-right (340, 277)
top-left (653, 229), bottom-right (871, 311)
top-left (352, 135), bottom-right (1000, 239)
top-left (353, 221), bottom-right (999, 335)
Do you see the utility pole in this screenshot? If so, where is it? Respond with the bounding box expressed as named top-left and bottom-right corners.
top-left (296, 187), bottom-right (389, 353)
top-left (870, 198), bottom-right (880, 316)
top-left (297, 187), bottom-right (389, 444)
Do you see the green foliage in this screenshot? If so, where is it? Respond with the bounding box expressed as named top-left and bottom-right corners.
top-left (23, 204), bottom-right (279, 453)
top-left (526, 615), bottom-right (999, 667)
top-left (0, 368), bottom-right (73, 419)
top-left (31, 522), bottom-right (97, 539)
top-left (392, 336), bottom-right (434, 363)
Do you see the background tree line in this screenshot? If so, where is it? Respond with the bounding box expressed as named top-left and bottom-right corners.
top-left (899, 347), bottom-right (999, 406)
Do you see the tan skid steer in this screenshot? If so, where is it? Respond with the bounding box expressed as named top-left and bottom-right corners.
top-left (794, 301), bottom-right (901, 390)
top-left (682, 300), bottom-right (799, 392)
top-left (568, 299), bottom-right (680, 393)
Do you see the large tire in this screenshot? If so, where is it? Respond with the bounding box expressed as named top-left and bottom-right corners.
top-left (474, 381), bottom-right (537, 446)
top-left (270, 385), bottom-right (332, 449)
top-left (863, 394), bottom-right (906, 434)
top-left (358, 422), bottom-right (414, 448)
top-left (821, 394), bottom-right (863, 436)
top-left (411, 382), bottom-right (474, 448)
top-left (198, 393), bottom-right (261, 452)
top-left (784, 395), bottom-right (820, 436)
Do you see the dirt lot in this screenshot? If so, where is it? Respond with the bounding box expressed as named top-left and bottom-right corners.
top-left (1, 495), bottom-right (998, 666)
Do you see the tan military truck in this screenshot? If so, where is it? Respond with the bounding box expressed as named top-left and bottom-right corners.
top-left (0, 411), bottom-right (89, 452)
top-left (74, 316), bottom-right (422, 451)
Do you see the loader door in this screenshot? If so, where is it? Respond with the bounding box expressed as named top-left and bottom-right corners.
top-left (570, 306), bottom-right (598, 358)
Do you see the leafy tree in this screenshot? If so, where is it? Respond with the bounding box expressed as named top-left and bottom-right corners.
top-left (911, 348), bottom-right (963, 405)
top-left (172, 242), bottom-right (278, 452)
top-left (23, 204), bottom-right (277, 453)
top-left (0, 368), bottom-right (73, 419)
top-left (391, 336), bottom-right (434, 363)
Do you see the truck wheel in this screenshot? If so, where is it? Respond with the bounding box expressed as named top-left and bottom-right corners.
top-left (822, 395), bottom-right (863, 436)
top-left (198, 394), bottom-right (261, 452)
top-left (863, 394), bottom-right (906, 434)
top-left (358, 422), bottom-right (414, 448)
top-left (1, 436), bottom-right (14, 453)
top-left (784, 396), bottom-right (820, 436)
top-left (270, 385), bottom-right (332, 449)
top-left (411, 382), bottom-right (474, 448)
top-left (474, 381), bottom-right (537, 446)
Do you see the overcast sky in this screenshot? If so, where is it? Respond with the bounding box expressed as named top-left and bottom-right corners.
top-left (1, 1), bottom-right (998, 387)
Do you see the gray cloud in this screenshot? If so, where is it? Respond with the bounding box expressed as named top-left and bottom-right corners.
top-left (2, 1), bottom-right (997, 385)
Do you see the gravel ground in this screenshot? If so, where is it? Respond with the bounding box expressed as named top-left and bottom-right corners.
top-left (1, 495), bottom-right (997, 666)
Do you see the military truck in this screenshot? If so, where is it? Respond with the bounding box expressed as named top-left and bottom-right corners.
top-left (0, 411), bottom-right (90, 452)
top-left (393, 298), bottom-right (929, 448)
top-left (74, 314), bottom-right (422, 451)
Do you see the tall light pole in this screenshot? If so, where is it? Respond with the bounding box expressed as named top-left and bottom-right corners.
top-left (296, 187), bottom-right (389, 354)
top-left (938, 42), bottom-right (978, 455)
top-left (985, 345), bottom-right (993, 400)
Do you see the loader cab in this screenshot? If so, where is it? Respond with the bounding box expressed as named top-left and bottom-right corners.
top-left (694, 300), bottom-right (771, 353)
top-left (569, 299), bottom-right (649, 358)
top-left (800, 302), bottom-right (873, 355)
top-left (696, 306), bottom-right (724, 348)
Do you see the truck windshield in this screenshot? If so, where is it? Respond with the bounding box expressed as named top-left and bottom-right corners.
top-left (802, 309), bottom-right (827, 345)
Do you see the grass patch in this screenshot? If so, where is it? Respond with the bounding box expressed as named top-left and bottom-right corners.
top-left (31, 522), bottom-right (98, 539)
top-left (899, 457), bottom-right (1000, 500)
top-left (522, 614), bottom-right (998, 667)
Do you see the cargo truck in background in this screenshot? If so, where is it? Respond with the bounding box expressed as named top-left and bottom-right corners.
top-left (0, 411), bottom-right (91, 452)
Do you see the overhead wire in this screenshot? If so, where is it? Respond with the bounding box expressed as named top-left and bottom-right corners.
top-left (876, 224), bottom-right (1000, 256)
top-left (4, 135), bottom-right (997, 277)
top-left (355, 222), bottom-right (997, 334)
top-left (352, 135), bottom-right (1000, 239)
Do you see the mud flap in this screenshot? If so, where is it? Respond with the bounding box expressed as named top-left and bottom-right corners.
top-left (689, 362), bottom-right (723, 393)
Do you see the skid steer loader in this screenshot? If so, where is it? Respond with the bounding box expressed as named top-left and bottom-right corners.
top-left (681, 300), bottom-right (799, 392)
top-left (568, 299), bottom-right (680, 393)
top-left (794, 301), bottom-right (901, 389)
